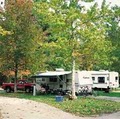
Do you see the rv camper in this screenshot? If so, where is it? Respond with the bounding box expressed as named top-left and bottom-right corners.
top-left (89, 70), bottom-right (119, 92)
top-left (33, 69), bottom-right (93, 95)
top-left (33, 69), bottom-right (72, 94)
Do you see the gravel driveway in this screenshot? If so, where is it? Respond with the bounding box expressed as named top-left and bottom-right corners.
top-left (0, 97), bottom-right (88, 119)
top-left (0, 97), bottom-right (120, 119)
top-left (90, 96), bottom-right (120, 102)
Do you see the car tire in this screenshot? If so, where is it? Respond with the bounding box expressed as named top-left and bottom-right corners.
top-left (25, 87), bottom-right (31, 93)
top-left (6, 87), bottom-right (11, 93)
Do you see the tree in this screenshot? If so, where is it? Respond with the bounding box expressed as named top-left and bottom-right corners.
top-left (106, 6), bottom-right (120, 72)
top-left (34, 0), bottom-right (102, 99)
top-left (34, 0), bottom-right (116, 99)
top-left (0, 0), bottom-right (45, 92)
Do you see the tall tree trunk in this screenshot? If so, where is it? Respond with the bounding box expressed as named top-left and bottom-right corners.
top-left (71, 57), bottom-right (77, 99)
top-left (14, 62), bottom-right (18, 93)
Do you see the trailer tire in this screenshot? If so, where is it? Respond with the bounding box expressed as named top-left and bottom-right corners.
top-left (75, 92), bottom-right (78, 96)
top-left (105, 87), bottom-right (110, 93)
top-left (6, 87), bottom-right (11, 93)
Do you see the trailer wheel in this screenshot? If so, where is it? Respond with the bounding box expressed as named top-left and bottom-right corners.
top-left (75, 92), bottom-right (78, 96)
top-left (105, 87), bottom-right (110, 93)
top-left (6, 87), bottom-right (11, 93)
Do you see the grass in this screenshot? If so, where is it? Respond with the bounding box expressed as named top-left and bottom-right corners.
top-left (0, 92), bottom-right (120, 116)
top-left (93, 91), bottom-right (120, 97)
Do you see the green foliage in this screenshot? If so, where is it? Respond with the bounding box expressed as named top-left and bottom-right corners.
top-left (0, 0), bottom-right (120, 77)
top-left (0, 0), bottom-right (46, 76)
top-left (34, 0), bottom-right (115, 71)
top-left (106, 6), bottom-right (120, 73)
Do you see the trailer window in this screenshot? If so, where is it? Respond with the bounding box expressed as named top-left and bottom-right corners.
top-left (66, 79), bottom-right (69, 82)
top-left (92, 77), bottom-right (95, 81)
top-left (49, 77), bottom-right (57, 82)
top-left (98, 77), bottom-right (105, 83)
top-left (42, 78), bottom-right (45, 81)
top-left (115, 77), bottom-right (118, 82)
top-left (59, 84), bottom-right (63, 88)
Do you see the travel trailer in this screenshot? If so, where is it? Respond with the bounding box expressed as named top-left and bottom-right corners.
top-left (33, 69), bottom-right (72, 94)
top-left (33, 69), bottom-right (93, 95)
top-left (89, 70), bottom-right (119, 92)
top-left (32, 69), bottom-right (119, 94)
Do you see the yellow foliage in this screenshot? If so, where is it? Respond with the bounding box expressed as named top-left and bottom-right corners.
top-left (0, 26), bottom-right (10, 36)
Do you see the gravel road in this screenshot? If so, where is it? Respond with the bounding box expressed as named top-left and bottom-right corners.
top-left (90, 96), bottom-right (120, 102)
top-left (0, 97), bottom-right (88, 119)
top-left (0, 97), bottom-right (120, 119)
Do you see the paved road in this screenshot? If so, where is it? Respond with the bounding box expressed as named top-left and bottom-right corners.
top-left (91, 111), bottom-right (120, 119)
top-left (90, 96), bottom-right (120, 102)
top-left (0, 96), bottom-right (120, 119)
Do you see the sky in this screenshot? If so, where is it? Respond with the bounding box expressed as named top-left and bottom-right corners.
top-left (79, 0), bottom-right (120, 9)
top-left (95, 0), bottom-right (120, 7)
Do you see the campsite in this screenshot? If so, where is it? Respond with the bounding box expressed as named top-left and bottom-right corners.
top-left (0, 0), bottom-right (120, 119)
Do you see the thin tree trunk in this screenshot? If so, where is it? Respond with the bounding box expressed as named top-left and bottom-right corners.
top-left (71, 57), bottom-right (77, 99)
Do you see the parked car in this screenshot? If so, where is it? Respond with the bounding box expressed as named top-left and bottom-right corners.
top-left (2, 80), bottom-right (34, 93)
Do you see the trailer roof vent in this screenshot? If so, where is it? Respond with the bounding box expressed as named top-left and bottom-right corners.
top-left (56, 68), bottom-right (64, 72)
top-left (99, 70), bottom-right (105, 72)
top-left (99, 70), bottom-right (109, 72)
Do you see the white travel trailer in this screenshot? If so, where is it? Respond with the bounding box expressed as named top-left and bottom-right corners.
top-left (33, 69), bottom-right (72, 94)
top-left (89, 70), bottom-right (119, 91)
top-left (33, 69), bottom-right (93, 95)
top-left (32, 69), bottom-right (119, 94)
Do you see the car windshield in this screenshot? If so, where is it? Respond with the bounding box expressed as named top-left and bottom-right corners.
top-left (24, 80), bottom-right (33, 83)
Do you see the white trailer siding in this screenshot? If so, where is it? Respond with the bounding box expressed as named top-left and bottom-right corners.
top-left (0, 0), bottom-right (5, 10)
top-left (89, 71), bottom-right (119, 90)
top-left (91, 71), bottom-right (110, 89)
top-left (36, 76), bottom-right (68, 90)
top-left (74, 71), bottom-right (93, 93)
top-left (109, 72), bottom-right (119, 88)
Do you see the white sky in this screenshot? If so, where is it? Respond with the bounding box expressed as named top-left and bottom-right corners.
top-left (79, 0), bottom-right (120, 9)
top-left (96, 0), bottom-right (120, 7)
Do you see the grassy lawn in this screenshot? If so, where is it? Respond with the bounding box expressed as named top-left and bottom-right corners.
top-left (0, 92), bottom-right (120, 116)
top-left (93, 91), bottom-right (120, 97)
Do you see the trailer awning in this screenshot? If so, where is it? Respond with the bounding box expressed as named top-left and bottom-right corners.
top-left (33, 71), bottom-right (71, 77)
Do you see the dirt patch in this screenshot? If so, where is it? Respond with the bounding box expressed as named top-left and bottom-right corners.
top-left (0, 97), bottom-right (86, 119)
top-left (0, 96), bottom-right (119, 119)
top-left (0, 112), bottom-right (2, 119)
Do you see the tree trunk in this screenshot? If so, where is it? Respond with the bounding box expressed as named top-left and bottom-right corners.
top-left (71, 57), bottom-right (77, 99)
